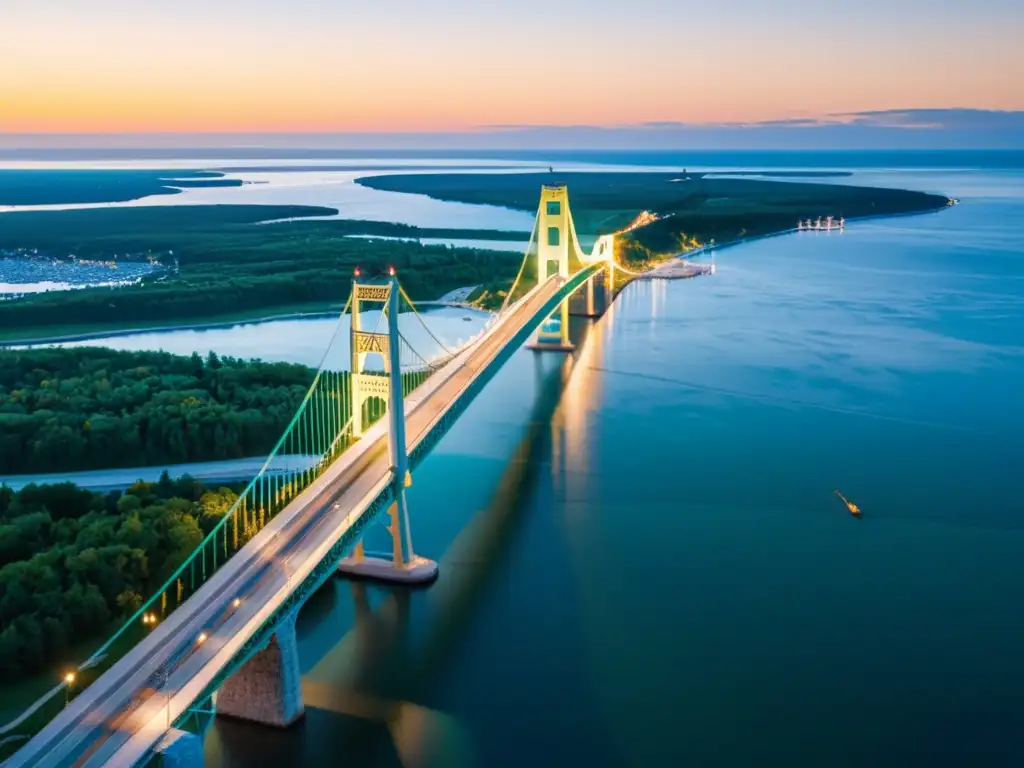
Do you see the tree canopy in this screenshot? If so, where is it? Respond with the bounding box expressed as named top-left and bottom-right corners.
top-left (0, 475), bottom-right (238, 679)
top-left (0, 347), bottom-right (315, 474)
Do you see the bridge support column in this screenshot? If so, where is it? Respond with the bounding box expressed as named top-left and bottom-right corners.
top-left (154, 728), bottom-right (204, 767)
top-left (528, 298), bottom-right (573, 351)
top-left (338, 274), bottom-right (438, 586)
top-left (215, 613), bottom-right (304, 728)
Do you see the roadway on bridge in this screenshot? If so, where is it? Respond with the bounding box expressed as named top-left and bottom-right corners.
top-left (8, 277), bottom-right (566, 768)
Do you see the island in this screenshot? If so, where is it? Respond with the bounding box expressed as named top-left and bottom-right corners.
top-left (0, 169), bottom-right (243, 206)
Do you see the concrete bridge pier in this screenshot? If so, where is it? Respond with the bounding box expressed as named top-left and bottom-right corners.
top-left (528, 298), bottom-right (574, 351)
top-left (215, 612), bottom-right (304, 728)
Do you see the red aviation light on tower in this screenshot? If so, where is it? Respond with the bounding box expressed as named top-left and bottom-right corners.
top-left (353, 266), bottom-right (361, 277)
top-left (387, 265), bottom-right (396, 277)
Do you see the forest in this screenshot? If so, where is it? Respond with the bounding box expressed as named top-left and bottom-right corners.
top-left (0, 169), bottom-right (242, 206)
top-left (0, 205), bottom-right (526, 339)
top-left (0, 347), bottom-right (316, 474)
top-left (0, 475), bottom-right (239, 678)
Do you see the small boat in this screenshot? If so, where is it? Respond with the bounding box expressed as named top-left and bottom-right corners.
top-left (833, 489), bottom-right (861, 517)
top-left (463, 317), bottom-right (472, 322)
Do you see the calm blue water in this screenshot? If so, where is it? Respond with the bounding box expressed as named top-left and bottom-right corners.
top-left (193, 160), bottom-right (1024, 767)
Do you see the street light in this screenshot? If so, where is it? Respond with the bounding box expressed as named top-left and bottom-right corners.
top-left (64, 671), bottom-right (75, 706)
top-left (197, 632), bottom-right (208, 645)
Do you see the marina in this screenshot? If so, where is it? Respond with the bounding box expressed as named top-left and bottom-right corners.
top-left (797, 216), bottom-right (845, 231)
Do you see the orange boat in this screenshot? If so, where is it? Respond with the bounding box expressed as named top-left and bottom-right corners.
top-left (833, 489), bottom-right (861, 517)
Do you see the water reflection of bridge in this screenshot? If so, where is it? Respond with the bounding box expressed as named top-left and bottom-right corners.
top-left (207, 317), bottom-right (598, 766)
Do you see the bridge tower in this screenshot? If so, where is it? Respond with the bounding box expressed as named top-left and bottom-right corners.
top-left (530, 184), bottom-right (574, 351)
top-left (339, 273), bottom-right (438, 584)
top-left (349, 277), bottom-right (392, 439)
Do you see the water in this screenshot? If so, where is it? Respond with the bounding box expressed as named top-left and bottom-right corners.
top-left (0, 160), bottom-right (538, 233)
top-left (192, 164), bottom-right (1024, 767)
top-left (44, 307), bottom-right (493, 368)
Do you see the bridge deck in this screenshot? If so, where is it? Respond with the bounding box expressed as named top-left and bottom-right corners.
top-left (9, 277), bottom-right (568, 768)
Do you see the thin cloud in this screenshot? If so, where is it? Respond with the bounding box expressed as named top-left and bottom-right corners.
top-left (829, 108), bottom-right (1024, 130)
top-left (483, 110), bottom-right (1024, 133)
top-left (2, 110), bottom-right (1022, 152)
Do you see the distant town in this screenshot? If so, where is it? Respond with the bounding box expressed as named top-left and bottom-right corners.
top-left (0, 249), bottom-right (168, 299)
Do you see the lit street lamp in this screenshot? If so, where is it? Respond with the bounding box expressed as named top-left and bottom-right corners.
top-left (64, 671), bottom-right (75, 706)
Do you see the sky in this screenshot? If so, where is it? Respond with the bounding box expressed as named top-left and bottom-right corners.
top-left (2, 0), bottom-right (1023, 147)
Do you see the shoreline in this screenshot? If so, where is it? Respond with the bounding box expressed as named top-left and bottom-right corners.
top-left (664, 200), bottom-right (953, 262)
top-left (0, 203), bottom-right (951, 347)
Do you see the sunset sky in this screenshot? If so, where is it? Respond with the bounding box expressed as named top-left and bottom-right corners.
top-left (2, 0), bottom-right (1022, 134)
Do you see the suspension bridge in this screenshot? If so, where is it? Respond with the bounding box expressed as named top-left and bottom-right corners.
top-left (5, 184), bottom-right (645, 768)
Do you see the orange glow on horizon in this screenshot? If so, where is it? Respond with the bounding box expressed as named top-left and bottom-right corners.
top-left (1, 5), bottom-right (1021, 134)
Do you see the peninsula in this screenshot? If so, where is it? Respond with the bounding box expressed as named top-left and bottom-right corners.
top-left (356, 171), bottom-right (952, 263)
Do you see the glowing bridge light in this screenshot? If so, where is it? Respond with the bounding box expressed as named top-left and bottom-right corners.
top-left (64, 671), bottom-right (75, 685)
top-left (197, 632), bottom-right (208, 645)
top-left (232, 598), bottom-right (242, 608)
top-left (388, 265), bottom-right (396, 276)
